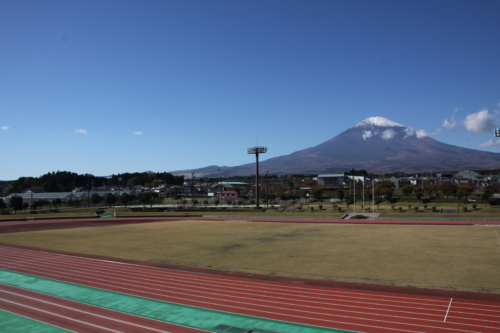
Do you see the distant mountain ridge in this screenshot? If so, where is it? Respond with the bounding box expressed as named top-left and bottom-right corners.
top-left (172, 117), bottom-right (500, 176)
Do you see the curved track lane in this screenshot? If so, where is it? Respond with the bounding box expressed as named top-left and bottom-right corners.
top-left (1, 246), bottom-right (499, 333)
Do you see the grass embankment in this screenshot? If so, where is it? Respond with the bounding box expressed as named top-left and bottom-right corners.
top-left (1, 220), bottom-right (499, 294)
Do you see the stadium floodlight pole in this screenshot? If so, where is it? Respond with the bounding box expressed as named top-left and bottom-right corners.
top-left (494, 129), bottom-right (500, 137)
top-left (247, 146), bottom-right (268, 209)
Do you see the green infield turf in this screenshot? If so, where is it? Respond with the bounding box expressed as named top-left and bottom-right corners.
top-left (0, 220), bottom-right (499, 293)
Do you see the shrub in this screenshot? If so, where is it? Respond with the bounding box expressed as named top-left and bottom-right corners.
top-left (319, 204), bottom-right (323, 210)
top-left (310, 206), bottom-right (314, 211)
top-left (431, 206), bottom-right (437, 212)
top-left (423, 204), bottom-right (428, 210)
top-left (337, 207), bottom-right (342, 212)
top-left (407, 204), bottom-right (412, 210)
top-left (414, 206), bottom-right (419, 212)
top-left (399, 207), bottom-right (403, 212)
top-left (462, 206), bottom-right (468, 212)
top-left (391, 205), bottom-right (395, 210)
top-left (472, 204), bottom-right (477, 211)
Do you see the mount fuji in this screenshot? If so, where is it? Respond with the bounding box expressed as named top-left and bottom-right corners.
top-left (173, 117), bottom-right (500, 176)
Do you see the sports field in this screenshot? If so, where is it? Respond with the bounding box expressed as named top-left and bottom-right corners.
top-left (1, 219), bottom-right (499, 294)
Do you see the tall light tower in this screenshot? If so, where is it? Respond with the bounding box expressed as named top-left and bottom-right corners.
top-left (247, 146), bottom-right (268, 209)
top-left (495, 129), bottom-right (500, 137)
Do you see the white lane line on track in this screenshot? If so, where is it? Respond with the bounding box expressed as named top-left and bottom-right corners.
top-left (1, 258), bottom-right (451, 322)
top-left (0, 247), bottom-right (451, 310)
top-left (0, 258), bottom-right (451, 320)
top-left (0, 246), bottom-right (450, 305)
top-left (0, 288), bottom-right (175, 333)
top-left (4, 250), bottom-right (500, 327)
top-left (10, 254), bottom-right (498, 322)
top-left (444, 298), bottom-right (453, 322)
top-left (1, 245), bottom-right (498, 328)
top-left (0, 308), bottom-right (78, 333)
top-left (1, 262), bottom-right (494, 332)
top-left (3, 249), bottom-right (500, 321)
top-left (0, 298), bottom-right (123, 333)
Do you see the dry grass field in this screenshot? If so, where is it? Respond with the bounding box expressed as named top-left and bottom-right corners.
top-left (1, 219), bottom-right (499, 294)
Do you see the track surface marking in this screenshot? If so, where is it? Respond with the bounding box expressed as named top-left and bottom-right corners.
top-left (1, 246), bottom-right (499, 333)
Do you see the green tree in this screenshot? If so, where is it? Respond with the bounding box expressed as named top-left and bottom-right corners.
top-left (91, 194), bottom-right (102, 207)
top-left (456, 184), bottom-right (474, 211)
top-left (424, 184), bottom-right (439, 199)
top-left (139, 193), bottom-right (151, 207)
top-left (457, 184), bottom-right (473, 201)
top-left (481, 188), bottom-right (491, 206)
top-left (119, 193), bottom-right (133, 207)
top-left (384, 188), bottom-right (394, 203)
top-left (414, 187), bottom-right (423, 203)
top-left (401, 185), bottom-right (415, 200)
top-left (310, 186), bottom-right (324, 200)
top-left (9, 195), bottom-right (24, 213)
top-left (53, 198), bottom-right (62, 208)
top-left (103, 193), bottom-right (117, 207)
top-left (337, 189), bottom-right (345, 202)
top-left (36, 199), bottom-right (50, 209)
top-left (440, 182), bottom-right (457, 199)
top-left (0, 199), bottom-right (7, 210)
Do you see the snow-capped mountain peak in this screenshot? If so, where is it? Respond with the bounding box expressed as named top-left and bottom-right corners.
top-left (353, 117), bottom-right (404, 128)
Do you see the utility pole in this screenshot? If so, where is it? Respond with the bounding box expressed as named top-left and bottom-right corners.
top-left (264, 169), bottom-right (270, 207)
top-left (191, 172), bottom-right (195, 199)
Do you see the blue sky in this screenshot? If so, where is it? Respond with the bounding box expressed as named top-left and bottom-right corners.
top-left (1, 0), bottom-right (499, 180)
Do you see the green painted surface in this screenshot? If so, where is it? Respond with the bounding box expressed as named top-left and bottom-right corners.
top-left (0, 269), bottom-right (356, 333)
top-left (0, 309), bottom-right (72, 333)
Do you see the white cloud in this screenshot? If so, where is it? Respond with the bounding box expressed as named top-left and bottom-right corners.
top-left (416, 128), bottom-right (442, 138)
top-left (403, 127), bottom-right (415, 138)
top-left (462, 109), bottom-right (497, 133)
top-left (442, 116), bottom-right (457, 130)
top-left (477, 138), bottom-right (500, 148)
top-left (381, 129), bottom-right (396, 140)
top-left (1, 126), bottom-right (9, 130)
top-left (74, 129), bottom-right (87, 135)
top-left (134, 131), bottom-right (143, 135)
top-left (362, 130), bottom-right (372, 140)
top-left (454, 108), bottom-right (459, 113)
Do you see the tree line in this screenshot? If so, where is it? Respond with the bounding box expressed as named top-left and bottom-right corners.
top-left (5, 171), bottom-right (184, 194)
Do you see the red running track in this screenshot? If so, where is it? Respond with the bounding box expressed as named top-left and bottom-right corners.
top-left (1, 246), bottom-right (499, 333)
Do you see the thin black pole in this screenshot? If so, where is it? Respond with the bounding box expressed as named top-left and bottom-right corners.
top-left (255, 152), bottom-right (259, 208)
